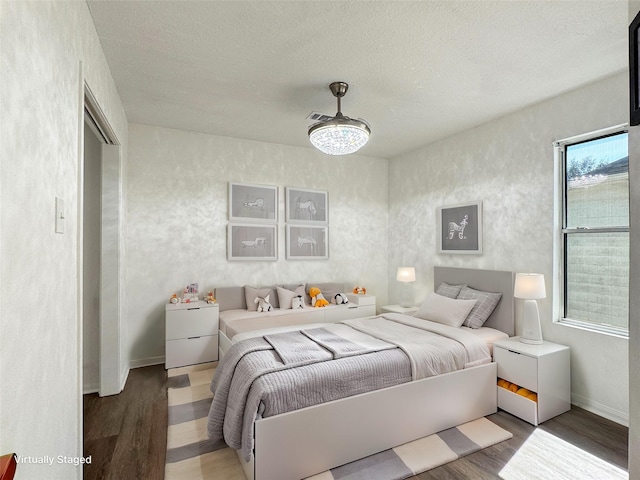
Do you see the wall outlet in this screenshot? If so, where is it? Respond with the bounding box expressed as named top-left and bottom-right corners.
top-left (55, 197), bottom-right (64, 234)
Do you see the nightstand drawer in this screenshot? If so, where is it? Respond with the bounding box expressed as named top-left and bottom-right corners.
top-left (495, 347), bottom-right (538, 392)
top-left (346, 294), bottom-right (376, 306)
top-left (165, 335), bottom-right (218, 369)
top-left (498, 387), bottom-right (538, 425)
top-left (166, 306), bottom-right (217, 340)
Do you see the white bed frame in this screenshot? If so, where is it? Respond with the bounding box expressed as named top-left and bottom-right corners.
top-left (237, 267), bottom-right (515, 480)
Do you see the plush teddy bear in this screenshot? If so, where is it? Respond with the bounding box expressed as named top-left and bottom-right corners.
top-left (254, 294), bottom-right (273, 312)
top-left (333, 293), bottom-right (349, 305)
top-left (353, 286), bottom-right (367, 295)
top-left (309, 287), bottom-right (329, 308)
top-left (291, 295), bottom-right (305, 309)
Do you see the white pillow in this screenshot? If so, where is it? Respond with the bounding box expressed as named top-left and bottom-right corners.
top-left (413, 292), bottom-right (477, 327)
top-left (277, 285), bottom-right (306, 309)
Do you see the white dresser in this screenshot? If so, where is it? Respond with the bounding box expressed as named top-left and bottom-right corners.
top-left (165, 301), bottom-right (219, 369)
top-left (494, 337), bottom-right (570, 425)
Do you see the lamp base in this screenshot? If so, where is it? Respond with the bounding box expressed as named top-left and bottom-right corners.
top-left (400, 283), bottom-right (413, 308)
top-left (520, 337), bottom-right (543, 345)
top-left (520, 299), bottom-right (543, 344)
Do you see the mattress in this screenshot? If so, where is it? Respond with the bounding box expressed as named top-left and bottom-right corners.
top-left (220, 304), bottom-right (340, 338)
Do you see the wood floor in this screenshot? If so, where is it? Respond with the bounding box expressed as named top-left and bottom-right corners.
top-left (83, 364), bottom-right (628, 480)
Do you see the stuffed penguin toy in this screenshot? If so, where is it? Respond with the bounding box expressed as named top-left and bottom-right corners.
top-left (291, 295), bottom-right (305, 309)
top-left (333, 293), bottom-right (349, 305)
top-left (254, 294), bottom-right (273, 312)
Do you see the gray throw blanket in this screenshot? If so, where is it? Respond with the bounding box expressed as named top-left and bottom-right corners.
top-left (208, 327), bottom-right (410, 461)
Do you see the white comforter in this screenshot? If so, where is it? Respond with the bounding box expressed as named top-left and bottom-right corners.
top-left (342, 313), bottom-right (492, 380)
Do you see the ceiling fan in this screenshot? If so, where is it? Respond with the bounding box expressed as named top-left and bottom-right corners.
top-left (307, 82), bottom-right (371, 156)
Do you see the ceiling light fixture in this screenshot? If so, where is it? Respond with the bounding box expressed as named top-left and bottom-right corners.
top-left (308, 82), bottom-right (371, 156)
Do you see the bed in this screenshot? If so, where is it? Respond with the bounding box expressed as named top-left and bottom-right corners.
top-left (208, 267), bottom-right (515, 480)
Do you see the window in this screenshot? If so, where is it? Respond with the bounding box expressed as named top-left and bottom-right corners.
top-left (554, 126), bottom-right (629, 336)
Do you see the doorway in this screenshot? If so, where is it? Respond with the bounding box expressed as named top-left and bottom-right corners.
top-left (82, 116), bottom-right (102, 393)
top-left (81, 86), bottom-right (122, 397)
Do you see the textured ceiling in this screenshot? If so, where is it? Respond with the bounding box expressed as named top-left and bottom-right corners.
top-left (87, 0), bottom-right (628, 159)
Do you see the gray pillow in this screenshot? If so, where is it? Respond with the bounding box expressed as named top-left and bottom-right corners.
top-left (277, 285), bottom-right (306, 309)
top-left (435, 282), bottom-right (465, 299)
top-left (244, 285), bottom-right (272, 312)
top-left (457, 286), bottom-right (502, 328)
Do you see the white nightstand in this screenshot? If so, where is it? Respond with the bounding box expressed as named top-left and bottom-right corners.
top-left (493, 337), bottom-right (570, 425)
top-left (380, 304), bottom-right (418, 315)
top-left (165, 301), bottom-right (219, 369)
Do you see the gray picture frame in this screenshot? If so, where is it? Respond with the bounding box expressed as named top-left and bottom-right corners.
top-left (437, 201), bottom-right (483, 254)
top-left (285, 187), bottom-right (328, 224)
top-left (228, 182), bottom-right (278, 223)
top-left (227, 223), bottom-right (277, 261)
top-left (286, 224), bottom-right (328, 260)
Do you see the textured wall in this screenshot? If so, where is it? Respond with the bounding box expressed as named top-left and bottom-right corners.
top-left (0, 2), bottom-right (127, 479)
top-left (125, 124), bottom-right (388, 364)
top-left (388, 73), bottom-right (629, 424)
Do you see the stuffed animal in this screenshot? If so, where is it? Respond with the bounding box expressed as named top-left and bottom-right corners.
top-left (291, 295), bottom-right (305, 309)
top-left (333, 293), bottom-right (349, 305)
top-left (309, 287), bottom-right (329, 308)
top-left (254, 294), bottom-right (273, 312)
top-left (205, 291), bottom-right (216, 304)
top-left (353, 286), bottom-right (367, 295)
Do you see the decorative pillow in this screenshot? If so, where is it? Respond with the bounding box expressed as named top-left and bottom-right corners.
top-left (435, 282), bottom-right (466, 299)
top-left (456, 286), bottom-right (503, 328)
top-left (244, 286), bottom-right (272, 312)
top-left (277, 285), bottom-right (306, 309)
top-left (413, 292), bottom-right (477, 328)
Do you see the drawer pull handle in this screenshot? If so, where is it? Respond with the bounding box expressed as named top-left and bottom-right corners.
top-left (507, 350), bottom-right (521, 355)
top-left (188, 336), bottom-right (202, 340)
top-left (187, 307), bottom-right (200, 311)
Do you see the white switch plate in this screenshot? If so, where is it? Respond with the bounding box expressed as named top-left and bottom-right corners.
top-left (55, 197), bottom-right (64, 234)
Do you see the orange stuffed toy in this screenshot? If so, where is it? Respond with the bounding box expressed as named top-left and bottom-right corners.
top-left (309, 286), bottom-right (329, 308)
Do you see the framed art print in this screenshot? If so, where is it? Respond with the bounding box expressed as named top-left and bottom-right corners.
top-left (286, 224), bottom-right (328, 260)
top-left (227, 223), bottom-right (277, 261)
top-left (285, 187), bottom-right (328, 224)
top-left (437, 201), bottom-right (483, 254)
top-left (228, 182), bottom-right (278, 223)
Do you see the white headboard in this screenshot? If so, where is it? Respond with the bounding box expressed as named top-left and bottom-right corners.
top-left (434, 266), bottom-right (515, 336)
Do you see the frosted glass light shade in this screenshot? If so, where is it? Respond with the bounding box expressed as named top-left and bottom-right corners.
top-left (308, 122), bottom-right (370, 156)
top-left (515, 273), bottom-right (545, 345)
top-left (514, 273), bottom-right (546, 299)
top-left (397, 267), bottom-right (416, 283)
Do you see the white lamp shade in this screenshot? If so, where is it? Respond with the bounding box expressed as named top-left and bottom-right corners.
top-left (514, 273), bottom-right (546, 299)
top-left (397, 267), bottom-right (416, 283)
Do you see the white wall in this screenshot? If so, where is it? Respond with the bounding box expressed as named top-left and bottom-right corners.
top-left (388, 73), bottom-right (629, 424)
top-left (0, 2), bottom-right (127, 479)
top-left (125, 124), bottom-right (388, 365)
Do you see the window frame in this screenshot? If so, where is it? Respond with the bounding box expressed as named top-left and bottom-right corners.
top-left (553, 124), bottom-right (629, 338)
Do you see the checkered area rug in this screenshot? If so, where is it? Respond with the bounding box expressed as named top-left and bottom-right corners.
top-left (165, 363), bottom-right (512, 480)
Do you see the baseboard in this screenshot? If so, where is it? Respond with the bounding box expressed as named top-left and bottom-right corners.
top-left (571, 393), bottom-right (629, 427)
top-left (120, 365), bottom-right (129, 392)
top-left (129, 355), bottom-right (165, 370)
top-left (83, 383), bottom-right (99, 395)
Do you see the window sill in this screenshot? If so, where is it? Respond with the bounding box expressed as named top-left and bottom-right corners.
top-left (554, 318), bottom-right (629, 339)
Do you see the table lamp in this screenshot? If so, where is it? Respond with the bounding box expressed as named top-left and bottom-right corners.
top-left (397, 267), bottom-right (416, 308)
top-left (514, 273), bottom-right (546, 344)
